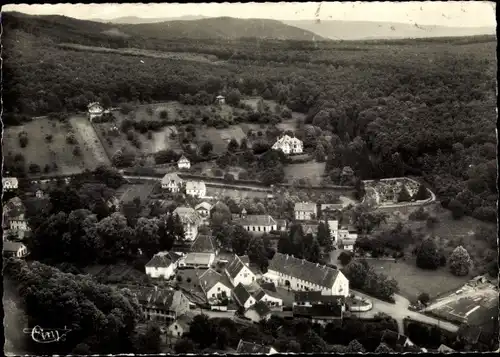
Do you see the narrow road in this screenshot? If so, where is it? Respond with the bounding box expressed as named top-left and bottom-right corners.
top-left (352, 290), bottom-right (459, 334)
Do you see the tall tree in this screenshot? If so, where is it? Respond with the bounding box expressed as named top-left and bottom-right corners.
top-left (449, 246), bottom-right (472, 276)
top-left (416, 238), bottom-right (440, 270)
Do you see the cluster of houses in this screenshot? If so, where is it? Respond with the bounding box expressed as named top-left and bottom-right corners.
top-left (2, 193), bottom-right (30, 259)
top-left (161, 171), bottom-right (207, 199)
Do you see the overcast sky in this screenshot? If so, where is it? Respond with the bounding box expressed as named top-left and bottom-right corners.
top-left (3, 2), bottom-right (496, 27)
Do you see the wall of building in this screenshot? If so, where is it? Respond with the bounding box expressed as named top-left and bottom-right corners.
top-left (206, 282), bottom-right (232, 302)
top-left (233, 266), bottom-right (256, 287)
top-left (146, 265), bottom-right (176, 279)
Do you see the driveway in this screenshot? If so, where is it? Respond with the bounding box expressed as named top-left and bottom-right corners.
top-left (352, 290), bottom-right (459, 334)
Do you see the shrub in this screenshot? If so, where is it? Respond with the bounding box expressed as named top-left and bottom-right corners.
top-left (186, 277), bottom-right (192, 283)
top-left (159, 110), bottom-right (168, 119)
top-left (448, 199), bottom-right (466, 220)
top-left (45, 134), bottom-right (53, 143)
top-left (418, 292), bottom-right (430, 306)
top-left (66, 134), bottom-right (77, 145)
top-left (449, 246), bottom-right (472, 276)
top-left (213, 168), bottom-right (223, 177)
top-left (18, 131), bottom-right (29, 148)
top-left (338, 251), bottom-right (353, 266)
top-left (29, 163), bottom-right (41, 174)
top-left (416, 239), bottom-right (440, 270)
top-left (176, 275), bottom-right (182, 282)
top-left (119, 103), bottom-right (134, 115)
top-left (224, 173), bottom-right (235, 182)
top-left (73, 146), bottom-right (82, 157)
top-left (426, 215), bottom-right (439, 228)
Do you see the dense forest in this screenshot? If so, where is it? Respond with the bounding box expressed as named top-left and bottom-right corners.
top-left (2, 12), bottom-right (497, 223)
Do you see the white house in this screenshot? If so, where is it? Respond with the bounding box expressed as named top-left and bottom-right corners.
top-left (135, 287), bottom-right (190, 323)
top-left (3, 241), bottom-right (28, 258)
top-left (225, 254), bottom-right (256, 287)
top-left (173, 207), bottom-right (202, 241)
top-left (337, 227), bottom-right (358, 251)
top-left (272, 135), bottom-right (303, 155)
top-left (179, 252), bottom-right (215, 269)
top-left (327, 220), bottom-right (339, 243)
top-left (167, 315), bottom-right (193, 338)
top-left (215, 95), bottom-right (225, 105)
top-left (243, 301), bottom-right (272, 323)
top-left (232, 283), bottom-right (256, 309)
top-left (2, 177), bottom-right (18, 191)
top-left (87, 102), bottom-right (104, 121)
top-left (3, 197), bottom-right (30, 232)
top-left (236, 340), bottom-right (278, 354)
top-left (253, 287), bottom-right (283, 308)
top-left (161, 173), bottom-right (184, 192)
top-left (186, 181), bottom-right (206, 198)
top-left (199, 268), bottom-right (233, 304)
top-left (263, 252), bottom-right (350, 297)
top-left (235, 213), bottom-right (277, 234)
top-left (177, 156), bottom-right (191, 170)
top-left (294, 202), bottom-right (317, 221)
top-left (145, 251), bottom-right (182, 279)
top-left (195, 202), bottom-right (212, 220)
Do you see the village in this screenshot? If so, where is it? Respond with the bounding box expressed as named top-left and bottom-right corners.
top-left (3, 95), bottom-right (497, 354)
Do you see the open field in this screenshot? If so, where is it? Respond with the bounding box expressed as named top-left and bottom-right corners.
top-left (373, 202), bottom-right (495, 273)
top-left (284, 162), bottom-right (326, 185)
top-left (3, 117), bottom-right (104, 176)
top-left (366, 258), bottom-right (469, 302)
top-left (206, 186), bottom-right (269, 200)
top-left (69, 116), bottom-right (111, 166)
top-left (195, 125), bottom-right (247, 155)
top-left (115, 183), bottom-right (156, 204)
top-left (58, 43), bottom-right (223, 64)
top-left (424, 282), bottom-right (498, 327)
top-left (276, 117), bottom-right (300, 132)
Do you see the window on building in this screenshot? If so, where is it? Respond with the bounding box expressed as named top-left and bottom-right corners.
top-left (174, 325), bottom-right (178, 330)
top-left (218, 287), bottom-right (221, 291)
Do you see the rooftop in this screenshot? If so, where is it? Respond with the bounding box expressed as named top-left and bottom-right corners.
top-left (183, 252), bottom-right (213, 266)
top-left (294, 202), bottom-right (317, 212)
top-left (3, 241), bottom-right (25, 252)
top-left (133, 287), bottom-right (185, 311)
top-left (145, 251), bottom-right (182, 268)
top-left (294, 291), bottom-right (345, 304)
top-left (293, 303), bottom-right (342, 318)
top-left (161, 172), bottom-right (183, 185)
top-left (247, 300), bottom-right (271, 317)
top-left (226, 255), bottom-right (251, 280)
top-left (199, 268), bottom-right (233, 294)
top-left (236, 214), bottom-right (277, 227)
top-left (186, 181), bottom-right (206, 191)
top-left (233, 283), bottom-right (252, 306)
top-left (190, 234), bottom-right (217, 253)
top-left (254, 288), bottom-right (282, 302)
top-left (267, 253), bottom-right (340, 289)
top-left (178, 155), bottom-right (190, 163)
top-left (195, 202), bottom-right (212, 211)
top-left (173, 206), bottom-right (201, 225)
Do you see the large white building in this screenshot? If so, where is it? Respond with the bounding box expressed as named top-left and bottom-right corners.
top-left (177, 156), bottom-right (191, 170)
top-left (173, 207), bottom-right (202, 241)
top-left (199, 268), bottom-right (233, 304)
top-left (294, 202), bottom-right (317, 221)
top-left (272, 135), bottom-right (303, 155)
top-left (145, 251), bottom-right (183, 279)
top-left (263, 252), bottom-right (349, 297)
top-left (235, 213), bottom-right (277, 234)
top-left (186, 181), bottom-right (206, 198)
top-left (161, 173), bottom-right (184, 192)
top-left (2, 177), bottom-right (18, 191)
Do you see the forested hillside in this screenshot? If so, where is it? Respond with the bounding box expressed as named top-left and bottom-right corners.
top-left (2, 12), bottom-right (497, 223)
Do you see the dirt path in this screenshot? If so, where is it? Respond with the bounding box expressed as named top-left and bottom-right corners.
top-left (70, 116), bottom-right (111, 168)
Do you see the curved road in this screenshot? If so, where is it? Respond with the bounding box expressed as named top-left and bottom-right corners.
top-left (352, 290), bottom-right (459, 334)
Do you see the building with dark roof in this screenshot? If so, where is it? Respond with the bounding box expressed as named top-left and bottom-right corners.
top-left (234, 214), bottom-right (277, 235)
top-left (3, 241), bottom-right (28, 258)
top-left (225, 254), bottom-right (256, 287)
top-left (199, 268), bottom-right (233, 304)
top-left (294, 291), bottom-right (346, 306)
top-left (173, 206), bottom-right (202, 241)
top-left (134, 286), bottom-right (190, 323)
top-left (263, 253), bottom-right (349, 296)
top-left (145, 251), bottom-right (182, 279)
top-left (232, 283), bottom-right (256, 309)
top-left (236, 340), bottom-right (278, 354)
top-left (190, 234), bottom-right (218, 254)
top-left (244, 301), bottom-right (272, 323)
top-left (253, 287), bottom-right (283, 309)
top-left (167, 313), bottom-right (194, 338)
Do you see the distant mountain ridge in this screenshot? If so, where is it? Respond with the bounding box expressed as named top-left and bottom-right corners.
top-left (94, 15), bottom-right (495, 40)
top-left (283, 19), bottom-right (496, 40)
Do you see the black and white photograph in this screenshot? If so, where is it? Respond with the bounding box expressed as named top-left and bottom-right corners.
top-left (1, 2), bottom-right (498, 355)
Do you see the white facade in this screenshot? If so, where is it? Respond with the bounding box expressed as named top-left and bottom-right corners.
top-left (4, 243), bottom-right (28, 258)
top-left (244, 308), bottom-right (271, 323)
top-left (88, 102), bottom-right (104, 121)
top-left (272, 135), bottom-right (303, 155)
top-left (242, 223), bottom-right (277, 234)
top-left (327, 220), bottom-right (339, 242)
top-left (228, 264), bottom-right (256, 287)
top-left (206, 282), bottom-right (233, 301)
top-left (2, 177), bottom-right (18, 190)
top-left (186, 181), bottom-right (206, 198)
top-left (257, 292), bottom-right (283, 307)
top-left (161, 173), bottom-right (184, 192)
top-left (294, 203), bottom-right (317, 221)
top-left (263, 268), bottom-right (349, 297)
top-left (183, 222), bottom-right (199, 241)
top-left (216, 95), bottom-right (225, 105)
top-left (177, 156), bottom-right (191, 169)
top-left (9, 219), bottom-right (29, 232)
top-left (145, 263), bottom-right (177, 280)
top-left (235, 293), bottom-right (256, 310)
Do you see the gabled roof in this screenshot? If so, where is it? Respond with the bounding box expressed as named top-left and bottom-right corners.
top-left (293, 303), bottom-right (342, 318)
top-left (294, 291), bottom-right (344, 304)
top-left (173, 207), bottom-right (201, 225)
top-left (190, 234), bottom-right (217, 253)
top-left (3, 241), bottom-right (25, 252)
top-left (247, 300), bottom-right (271, 317)
top-left (233, 283), bottom-right (252, 307)
top-left (254, 288), bottom-right (282, 302)
top-left (274, 135), bottom-right (302, 145)
top-left (4, 197), bottom-right (26, 217)
top-left (161, 172), bottom-right (184, 185)
top-left (145, 251), bottom-right (181, 268)
top-left (170, 314), bottom-right (193, 331)
top-left (199, 268), bottom-right (232, 294)
top-left (183, 252), bottom-right (213, 266)
top-left (236, 214), bottom-right (277, 227)
top-left (134, 287), bottom-right (176, 309)
top-left (195, 202), bottom-right (212, 211)
top-left (186, 181), bottom-right (206, 191)
top-left (267, 253), bottom-right (340, 289)
top-left (226, 255), bottom-right (252, 280)
top-left (294, 202), bottom-right (317, 212)
top-left (236, 340), bottom-right (276, 354)
top-left (437, 344), bottom-right (455, 353)
top-left (301, 223), bottom-right (318, 236)
top-left (260, 282), bottom-right (277, 292)
top-left (178, 155), bottom-right (190, 163)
